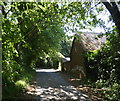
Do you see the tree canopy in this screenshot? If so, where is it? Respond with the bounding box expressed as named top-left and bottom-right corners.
top-left (1, 1), bottom-right (120, 100)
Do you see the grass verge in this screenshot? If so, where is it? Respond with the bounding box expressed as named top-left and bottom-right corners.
top-left (2, 68), bottom-right (35, 99)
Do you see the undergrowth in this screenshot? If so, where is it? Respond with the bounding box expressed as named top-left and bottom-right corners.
top-left (84, 33), bottom-right (120, 101)
top-left (2, 68), bottom-right (35, 99)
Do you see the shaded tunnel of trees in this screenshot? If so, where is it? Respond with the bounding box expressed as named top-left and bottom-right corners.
top-left (1, 1), bottom-right (120, 100)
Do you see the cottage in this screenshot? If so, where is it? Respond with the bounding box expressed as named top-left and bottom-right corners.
top-left (62, 32), bottom-right (106, 79)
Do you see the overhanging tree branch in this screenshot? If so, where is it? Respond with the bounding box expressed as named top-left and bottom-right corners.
top-left (102, 0), bottom-right (120, 34)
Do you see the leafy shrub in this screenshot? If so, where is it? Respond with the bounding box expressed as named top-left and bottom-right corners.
top-left (85, 33), bottom-right (120, 100)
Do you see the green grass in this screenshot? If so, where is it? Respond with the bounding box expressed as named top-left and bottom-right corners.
top-left (2, 68), bottom-right (35, 99)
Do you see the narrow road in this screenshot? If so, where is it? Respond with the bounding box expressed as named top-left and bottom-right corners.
top-left (27, 69), bottom-right (92, 101)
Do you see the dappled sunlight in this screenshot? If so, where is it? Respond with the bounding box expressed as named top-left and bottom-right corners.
top-left (26, 69), bottom-right (91, 100)
top-left (35, 86), bottom-right (78, 100)
top-left (27, 85), bottom-right (90, 100)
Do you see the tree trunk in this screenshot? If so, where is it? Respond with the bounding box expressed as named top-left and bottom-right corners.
top-left (102, 1), bottom-right (120, 35)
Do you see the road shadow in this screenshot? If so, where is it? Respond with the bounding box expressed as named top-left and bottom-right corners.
top-left (26, 69), bottom-right (92, 101)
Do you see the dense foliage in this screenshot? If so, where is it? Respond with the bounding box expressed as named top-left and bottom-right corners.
top-left (2, 2), bottom-right (66, 98)
top-left (61, 35), bottom-right (73, 57)
top-left (85, 31), bottom-right (120, 100)
top-left (1, 1), bottom-right (120, 100)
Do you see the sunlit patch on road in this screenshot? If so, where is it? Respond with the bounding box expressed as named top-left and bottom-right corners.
top-left (35, 69), bottom-right (60, 73)
top-left (33, 85), bottom-right (90, 100)
top-left (26, 69), bottom-right (91, 100)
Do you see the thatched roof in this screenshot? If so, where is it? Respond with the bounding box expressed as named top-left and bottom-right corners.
top-left (75, 32), bottom-right (106, 51)
top-left (61, 32), bottom-right (106, 63)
